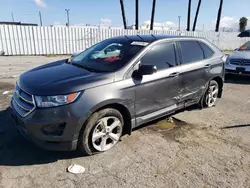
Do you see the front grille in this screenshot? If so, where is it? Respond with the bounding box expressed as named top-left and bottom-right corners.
top-left (12, 85), bottom-right (35, 117)
top-left (230, 59), bottom-right (250, 66)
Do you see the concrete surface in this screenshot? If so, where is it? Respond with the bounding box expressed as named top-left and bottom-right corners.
top-left (0, 56), bottom-right (250, 188)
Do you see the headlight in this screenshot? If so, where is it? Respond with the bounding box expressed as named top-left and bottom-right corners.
top-left (35, 92), bottom-right (81, 108)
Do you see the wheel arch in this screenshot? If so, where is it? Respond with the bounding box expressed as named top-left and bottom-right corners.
top-left (78, 99), bottom-right (133, 136)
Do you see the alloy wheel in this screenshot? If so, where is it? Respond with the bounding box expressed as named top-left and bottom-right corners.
top-left (92, 116), bottom-right (122, 151)
top-left (206, 84), bottom-right (219, 107)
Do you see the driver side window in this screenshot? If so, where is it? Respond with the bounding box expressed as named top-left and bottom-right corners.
top-left (140, 42), bottom-right (177, 71)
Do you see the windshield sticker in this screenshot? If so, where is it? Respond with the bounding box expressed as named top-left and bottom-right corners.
top-left (131, 41), bottom-right (148, 46)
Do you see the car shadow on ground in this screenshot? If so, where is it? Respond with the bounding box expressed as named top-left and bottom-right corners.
top-left (225, 75), bottom-right (250, 85)
top-left (0, 107), bottom-right (86, 166)
top-left (0, 105), bottom-right (199, 167)
top-left (221, 124), bottom-right (250, 129)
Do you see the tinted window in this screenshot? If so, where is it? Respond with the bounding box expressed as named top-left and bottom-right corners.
top-left (179, 41), bottom-right (204, 64)
top-left (198, 42), bottom-right (214, 58)
top-left (141, 42), bottom-right (176, 70)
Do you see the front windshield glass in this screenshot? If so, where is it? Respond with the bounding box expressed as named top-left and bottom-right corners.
top-left (238, 41), bottom-right (250, 51)
top-left (71, 39), bottom-right (147, 72)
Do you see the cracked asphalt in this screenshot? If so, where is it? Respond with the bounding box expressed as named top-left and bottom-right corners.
top-left (0, 56), bottom-right (250, 188)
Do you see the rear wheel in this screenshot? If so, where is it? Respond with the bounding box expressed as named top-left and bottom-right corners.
top-left (201, 80), bottom-right (219, 108)
top-left (78, 108), bottom-right (123, 155)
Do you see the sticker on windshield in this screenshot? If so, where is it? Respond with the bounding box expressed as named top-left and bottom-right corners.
top-left (131, 41), bottom-right (148, 46)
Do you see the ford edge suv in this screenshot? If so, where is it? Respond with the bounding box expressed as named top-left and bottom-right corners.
top-left (11, 35), bottom-right (225, 155)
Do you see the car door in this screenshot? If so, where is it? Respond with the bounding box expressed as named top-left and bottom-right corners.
top-left (177, 40), bottom-right (212, 102)
top-left (132, 41), bottom-right (182, 122)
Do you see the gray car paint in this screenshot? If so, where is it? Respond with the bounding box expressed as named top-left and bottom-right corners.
top-left (11, 36), bottom-right (225, 151)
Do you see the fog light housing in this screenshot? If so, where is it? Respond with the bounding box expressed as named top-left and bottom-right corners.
top-left (41, 123), bottom-right (66, 136)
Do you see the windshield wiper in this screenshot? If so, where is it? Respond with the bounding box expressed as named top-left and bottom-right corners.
top-left (71, 63), bottom-right (97, 72)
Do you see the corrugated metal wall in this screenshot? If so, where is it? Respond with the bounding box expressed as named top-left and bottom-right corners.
top-left (0, 25), bottom-right (248, 55)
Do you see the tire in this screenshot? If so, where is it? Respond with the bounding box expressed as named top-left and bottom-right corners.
top-left (200, 80), bottom-right (219, 108)
top-left (78, 108), bottom-right (124, 155)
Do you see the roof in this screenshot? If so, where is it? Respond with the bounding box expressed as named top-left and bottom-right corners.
top-left (111, 34), bottom-right (195, 43)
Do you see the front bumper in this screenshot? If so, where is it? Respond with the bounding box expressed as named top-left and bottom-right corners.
top-left (11, 100), bottom-right (84, 151)
top-left (225, 63), bottom-right (250, 76)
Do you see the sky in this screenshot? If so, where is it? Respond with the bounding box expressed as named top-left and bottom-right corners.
top-left (0, 0), bottom-right (250, 30)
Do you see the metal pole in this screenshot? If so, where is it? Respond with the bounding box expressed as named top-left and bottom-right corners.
top-left (39, 11), bottom-right (43, 26)
top-left (178, 16), bottom-right (181, 31)
top-left (11, 12), bottom-right (15, 22)
top-left (65, 9), bottom-right (70, 27)
top-left (135, 0), bottom-right (139, 30)
top-left (150, 0), bottom-right (156, 30)
top-left (187, 0), bottom-right (191, 31)
top-left (119, 0), bottom-right (127, 29)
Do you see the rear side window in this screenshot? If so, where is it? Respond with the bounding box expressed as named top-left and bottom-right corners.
top-left (198, 42), bottom-right (214, 58)
top-left (141, 42), bottom-right (176, 70)
top-left (179, 41), bottom-right (204, 64)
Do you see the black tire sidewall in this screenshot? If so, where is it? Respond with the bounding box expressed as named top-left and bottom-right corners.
top-left (78, 108), bottom-right (124, 155)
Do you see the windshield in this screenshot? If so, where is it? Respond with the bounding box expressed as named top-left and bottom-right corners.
top-left (238, 41), bottom-right (250, 51)
top-left (71, 39), bottom-right (147, 72)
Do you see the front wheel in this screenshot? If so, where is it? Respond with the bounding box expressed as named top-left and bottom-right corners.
top-left (201, 80), bottom-right (219, 108)
top-left (78, 108), bottom-right (123, 155)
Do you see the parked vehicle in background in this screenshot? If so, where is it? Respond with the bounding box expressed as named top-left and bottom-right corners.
top-left (11, 35), bottom-right (225, 155)
top-left (225, 41), bottom-right (250, 76)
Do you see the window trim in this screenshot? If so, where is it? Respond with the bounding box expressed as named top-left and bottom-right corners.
top-left (197, 41), bottom-right (215, 60)
top-left (124, 41), bottom-right (179, 78)
top-left (177, 40), bottom-right (206, 65)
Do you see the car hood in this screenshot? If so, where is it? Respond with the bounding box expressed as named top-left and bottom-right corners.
top-left (230, 50), bottom-right (250, 60)
top-left (19, 59), bottom-right (114, 96)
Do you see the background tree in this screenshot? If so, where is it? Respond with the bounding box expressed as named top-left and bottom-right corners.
top-left (192, 0), bottom-right (202, 31)
top-left (239, 17), bottom-right (248, 32)
top-left (187, 0), bottom-right (192, 31)
top-left (119, 0), bottom-right (127, 29)
top-left (215, 0), bottom-right (223, 32)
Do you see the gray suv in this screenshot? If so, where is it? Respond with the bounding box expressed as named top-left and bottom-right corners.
top-left (11, 35), bottom-right (225, 155)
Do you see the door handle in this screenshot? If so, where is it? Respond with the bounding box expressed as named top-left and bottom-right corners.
top-left (169, 72), bottom-right (179, 77)
top-left (204, 64), bottom-right (211, 68)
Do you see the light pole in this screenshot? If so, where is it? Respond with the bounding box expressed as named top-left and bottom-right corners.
top-left (39, 11), bottom-right (43, 26)
top-left (65, 9), bottom-right (70, 27)
top-left (178, 16), bottom-right (181, 31)
top-left (11, 12), bottom-right (15, 22)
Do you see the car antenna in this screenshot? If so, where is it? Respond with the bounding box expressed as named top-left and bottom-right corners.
top-left (151, 34), bottom-right (157, 40)
top-left (136, 35), bottom-right (145, 41)
top-left (124, 35), bottom-right (132, 42)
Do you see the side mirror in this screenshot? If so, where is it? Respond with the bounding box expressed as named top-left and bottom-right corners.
top-left (138, 65), bottom-right (157, 75)
top-left (234, 48), bottom-right (238, 51)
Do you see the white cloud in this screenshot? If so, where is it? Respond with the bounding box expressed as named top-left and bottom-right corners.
top-left (33, 0), bottom-right (47, 8)
top-left (100, 18), bottom-right (112, 27)
top-left (142, 20), bottom-right (175, 30)
top-left (212, 16), bottom-right (250, 31)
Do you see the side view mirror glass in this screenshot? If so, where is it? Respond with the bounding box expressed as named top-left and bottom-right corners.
top-left (138, 64), bottom-right (157, 75)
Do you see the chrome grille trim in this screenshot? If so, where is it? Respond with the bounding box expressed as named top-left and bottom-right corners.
top-left (230, 59), bottom-right (250, 66)
top-left (12, 85), bottom-right (36, 117)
